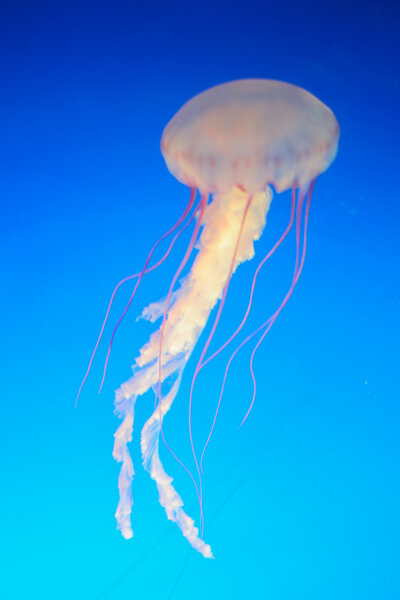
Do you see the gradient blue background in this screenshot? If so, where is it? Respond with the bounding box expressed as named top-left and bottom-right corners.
top-left (1, 1), bottom-right (399, 598)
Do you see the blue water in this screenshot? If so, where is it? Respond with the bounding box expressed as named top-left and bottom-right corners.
top-left (1, 1), bottom-right (399, 598)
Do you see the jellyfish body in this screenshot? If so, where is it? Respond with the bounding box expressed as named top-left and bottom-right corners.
top-left (87, 80), bottom-right (339, 558)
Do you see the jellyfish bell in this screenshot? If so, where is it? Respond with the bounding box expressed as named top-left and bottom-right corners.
top-left (161, 79), bottom-right (339, 195)
top-left (78, 79), bottom-right (339, 559)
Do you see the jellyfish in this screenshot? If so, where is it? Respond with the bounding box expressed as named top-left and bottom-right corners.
top-left (78, 79), bottom-right (339, 558)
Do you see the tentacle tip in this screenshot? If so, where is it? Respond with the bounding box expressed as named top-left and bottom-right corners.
top-left (119, 523), bottom-right (134, 539)
top-left (203, 545), bottom-right (214, 559)
top-left (75, 385), bottom-right (84, 407)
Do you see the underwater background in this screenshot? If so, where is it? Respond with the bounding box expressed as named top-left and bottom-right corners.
top-left (1, 0), bottom-right (399, 598)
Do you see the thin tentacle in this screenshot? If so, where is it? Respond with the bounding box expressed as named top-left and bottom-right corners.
top-left (239, 183), bottom-right (312, 427)
top-left (98, 188), bottom-right (197, 393)
top-left (141, 372), bottom-right (213, 558)
top-left (76, 188), bottom-right (196, 406)
top-left (157, 194), bottom-right (208, 524)
top-left (199, 181), bottom-right (314, 470)
top-left (187, 195), bottom-right (253, 536)
top-left (201, 188), bottom-right (295, 374)
top-left (199, 187), bottom-right (296, 471)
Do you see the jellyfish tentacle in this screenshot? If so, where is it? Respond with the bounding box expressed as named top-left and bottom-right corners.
top-left (200, 319), bottom-right (269, 471)
top-left (113, 395), bottom-right (136, 539)
top-left (200, 187), bottom-right (295, 375)
top-left (113, 187), bottom-right (270, 555)
top-left (199, 187), bottom-right (295, 473)
top-left (240, 181), bottom-right (314, 427)
top-left (97, 197), bottom-right (200, 394)
top-left (98, 188), bottom-right (197, 393)
top-left (141, 372), bottom-right (213, 558)
top-left (199, 182), bottom-right (314, 470)
top-left (75, 189), bottom-right (196, 406)
top-left (156, 194), bottom-right (208, 525)
top-left (187, 193), bottom-right (253, 535)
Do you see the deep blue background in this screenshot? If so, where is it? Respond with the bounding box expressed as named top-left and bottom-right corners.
top-left (1, 1), bottom-right (399, 598)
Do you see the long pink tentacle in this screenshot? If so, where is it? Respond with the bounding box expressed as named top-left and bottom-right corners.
top-left (157, 194), bottom-right (208, 526)
top-left (200, 187), bottom-right (296, 375)
top-left (75, 189), bottom-right (196, 406)
top-left (188, 195), bottom-right (254, 536)
top-left (199, 188), bottom-right (296, 471)
top-left (199, 181), bottom-right (315, 470)
top-left (239, 182), bottom-right (313, 428)
top-left (98, 188), bottom-right (197, 393)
